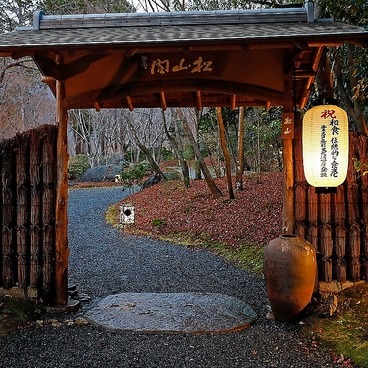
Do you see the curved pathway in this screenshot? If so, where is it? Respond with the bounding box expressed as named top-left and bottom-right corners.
top-left (0, 187), bottom-right (341, 367)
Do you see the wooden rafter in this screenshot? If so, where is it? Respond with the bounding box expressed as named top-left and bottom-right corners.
top-left (196, 91), bottom-right (202, 111)
top-left (230, 95), bottom-right (236, 110)
top-left (126, 96), bottom-right (134, 111)
top-left (160, 92), bottom-right (167, 111)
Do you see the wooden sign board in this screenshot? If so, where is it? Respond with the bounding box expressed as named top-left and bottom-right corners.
top-left (282, 112), bottom-right (294, 139)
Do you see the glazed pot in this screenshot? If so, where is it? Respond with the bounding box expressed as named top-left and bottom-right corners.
top-left (263, 234), bottom-right (316, 322)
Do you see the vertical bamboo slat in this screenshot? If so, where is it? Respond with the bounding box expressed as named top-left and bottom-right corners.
top-left (307, 186), bottom-right (319, 247)
top-left (41, 127), bottom-right (56, 302)
top-left (319, 193), bottom-right (333, 281)
top-left (1, 139), bottom-right (15, 288)
top-left (29, 129), bottom-right (42, 288)
top-left (15, 133), bottom-right (30, 289)
top-left (357, 134), bottom-right (368, 280)
top-left (0, 144), bottom-right (2, 285)
top-left (346, 133), bottom-right (361, 281)
top-left (307, 186), bottom-right (319, 290)
top-left (333, 185), bottom-right (347, 282)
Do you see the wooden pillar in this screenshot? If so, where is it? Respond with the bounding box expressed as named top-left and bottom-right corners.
top-left (55, 55), bottom-right (69, 305)
top-left (282, 74), bottom-right (295, 234)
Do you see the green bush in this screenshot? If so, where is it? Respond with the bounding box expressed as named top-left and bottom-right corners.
top-left (68, 154), bottom-right (90, 180)
top-left (161, 147), bottom-right (174, 160)
top-left (120, 161), bottom-right (152, 189)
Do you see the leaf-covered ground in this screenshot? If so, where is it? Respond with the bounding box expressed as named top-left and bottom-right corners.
top-left (121, 172), bottom-right (283, 249)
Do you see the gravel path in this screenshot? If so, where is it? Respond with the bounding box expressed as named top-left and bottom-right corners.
top-left (0, 187), bottom-right (342, 367)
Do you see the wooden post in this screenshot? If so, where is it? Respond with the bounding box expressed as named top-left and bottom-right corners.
top-left (55, 55), bottom-right (69, 305)
top-left (282, 74), bottom-right (295, 234)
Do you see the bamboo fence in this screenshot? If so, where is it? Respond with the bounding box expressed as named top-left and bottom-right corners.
top-left (0, 125), bottom-right (57, 302)
top-left (295, 131), bottom-right (368, 284)
top-left (0, 125), bottom-right (367, 304)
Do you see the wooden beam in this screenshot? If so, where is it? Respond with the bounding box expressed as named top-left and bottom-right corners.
top-left (160, 92), bottom-right (167, 111)
top-left (308, 41), bottom-right (344, 47)
top-left (295, 71), bottom-right (316, 78)
top-left (41, 76), bottom-right (56, 83)
top-left (93, 102), bottom-right (101, 112)
top-left (196, 91), bottom-right (202, 111)
top-left (55, 55), bottom-right (69, 305)
top-left (284, 46), bottom-right (302, 74)
top-left (298, 46), bottom-right (324, 109)
top-left (126, 96), bottom-right (134, 111)
top-left (63, 79), bottom-right (286, 110)
top-left (265, 101), bottom-right (271, 110)
top-left (299, 76), bottom-right (314, 109)
top-left (41, 76), bottom-right (56, 91)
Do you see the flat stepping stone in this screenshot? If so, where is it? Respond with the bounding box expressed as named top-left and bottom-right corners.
top-left (84, 292), bottom-right (257, 334)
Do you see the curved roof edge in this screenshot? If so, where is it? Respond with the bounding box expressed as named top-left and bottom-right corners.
top-left (28, 4), bottom-right (314, 31)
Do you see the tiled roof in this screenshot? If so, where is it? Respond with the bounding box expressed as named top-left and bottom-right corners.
top-left (0, 20), bottom-right (366, 51)
top-left (0, 5), bottom-right (366, 53)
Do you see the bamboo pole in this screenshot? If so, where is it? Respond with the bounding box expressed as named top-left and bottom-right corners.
top-left (357, 133), bottom-right (368, 280)
top-left (319, 192), bottom-right (333, 282)
top-left (55, 55), bottom-right (69, 305)
top-left (346, 133), bottom-right (360, 281)
top-left (0, 143), bottom-right (2, 285)
top-left (333, 185), bottom-right (347, 282)
top-left (29, 128), bottom-right (42, 288)
top-left (1, 139), bottom-right (15, 288)
top-left (307, 185), bottom-right (319, 290)
top-left (41, 126), bottom-right (56, 303)
top-left (15, 132), bottom-right (29, 290)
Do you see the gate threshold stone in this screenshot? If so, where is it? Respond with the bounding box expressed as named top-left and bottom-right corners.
top-left (84, 292), bottom-right (257, 334)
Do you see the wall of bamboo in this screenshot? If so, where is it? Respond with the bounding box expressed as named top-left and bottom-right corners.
top-left (294, 126), bottom-right (368, 284)
top-left (0, 125), bottom-right (57, 303)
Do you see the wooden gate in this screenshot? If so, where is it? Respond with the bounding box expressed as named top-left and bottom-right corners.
top-left (295, 127), bottom-right (368, 285)
top-left (0, 125), bottom-right (57, 303)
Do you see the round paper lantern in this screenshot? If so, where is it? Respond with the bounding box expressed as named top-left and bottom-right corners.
top-left (302, 105), bottom-right (349, 188)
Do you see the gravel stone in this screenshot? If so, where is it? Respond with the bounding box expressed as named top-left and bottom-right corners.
top-left (0, 187), bottom-right (343, 367)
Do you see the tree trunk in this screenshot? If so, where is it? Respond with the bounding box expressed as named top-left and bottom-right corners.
top-left (162, 109), bottom-right (190, 187)
top-left (235, 107), bottom-right (245, 190)
top-left (216, 107), bottom-right (234, 199)
top-left (125, 118), bottom-right (166, 179)
top-left (178, 108), bottom-right (222, 199)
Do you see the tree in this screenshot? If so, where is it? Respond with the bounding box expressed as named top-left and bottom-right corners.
top-left (0, 0), bottom-right (35, 33)
top-left (38, 0), bottom-right (135, 14)
top-left (217, 107), bottom-right (234, 199)
top-left (314, 0), bottom-right (368, 132)
top-left (178, 108), bottom-right (222, 199)
top-left (162, 109), bottom-right (191, 187)
top-left (124, 109), bottom-right (166, 178)
top-left (0, 1), bottom-right (55, 139)
top-left (235, 107), bottom-right (245, 190)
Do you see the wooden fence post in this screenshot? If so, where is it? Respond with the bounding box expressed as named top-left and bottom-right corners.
top-left (55, 55), bottom-right (69, 305)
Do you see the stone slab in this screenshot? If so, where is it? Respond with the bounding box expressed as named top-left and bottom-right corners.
top-left (84, 292), bottom-right (257, 334)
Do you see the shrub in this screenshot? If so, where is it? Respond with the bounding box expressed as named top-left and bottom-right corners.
top-left (120, 161), bottom-right (152, 189)
top-left (68, 154), bottom-right (90, 180)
